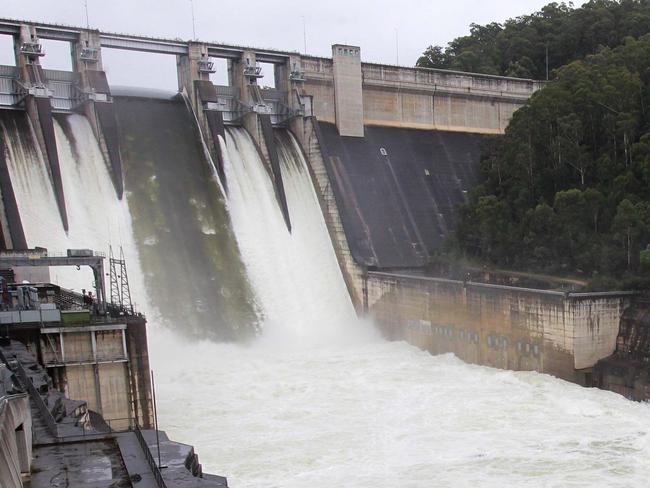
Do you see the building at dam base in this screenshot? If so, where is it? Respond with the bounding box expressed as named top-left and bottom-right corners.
top-left (0, 249), bottom-right (228, 487)
top-left (0, 17), bottom-right (646, 405)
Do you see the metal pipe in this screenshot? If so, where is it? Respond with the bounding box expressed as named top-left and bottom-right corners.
top-left (151, 370), bottom-right (162, 469)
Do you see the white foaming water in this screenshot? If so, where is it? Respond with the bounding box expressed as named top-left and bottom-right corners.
top-left (151, 338), bottom-right (650, 487)
top-left (218, 128), bottom-right (371, 346)
top-left (150, 128), bottom-right (650, 487)
top-left (5, 114), bottom-right (148, 308)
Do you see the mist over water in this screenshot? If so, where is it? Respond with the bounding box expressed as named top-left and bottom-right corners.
top-left (4, 102), bottom-right (650, 487)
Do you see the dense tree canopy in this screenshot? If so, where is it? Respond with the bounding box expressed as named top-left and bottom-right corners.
top-left (417, 0), bottom-right (650, 79)
top-left (453, 33), bottom-right (650, 287)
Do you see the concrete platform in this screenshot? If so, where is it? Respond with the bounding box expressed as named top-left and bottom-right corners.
top-left (116, 432), bottom-right (159, 488)
top-left (28, 439), bottom-right (130, 488)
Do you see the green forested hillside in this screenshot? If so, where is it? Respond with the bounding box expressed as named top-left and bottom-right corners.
top-left (452, 33), bottom-right (650, 288)
top-left (417, 0), bottom-right (650, 79)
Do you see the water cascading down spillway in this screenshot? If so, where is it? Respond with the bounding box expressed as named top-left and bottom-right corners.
top-left (0, 109), bottom-right (136, 290)
top-left (219, 126), bottom-right (359, 343)
top-left (114, 94), bottom-right (260, 340)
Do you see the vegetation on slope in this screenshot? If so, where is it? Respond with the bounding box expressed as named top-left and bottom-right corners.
top-left (417, 0), bottom-right (650, 79)
top-left (449, 33), bottom-right (650, 289)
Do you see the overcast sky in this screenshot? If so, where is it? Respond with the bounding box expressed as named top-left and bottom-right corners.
top-left (1, 0), bottom-right (582, 89)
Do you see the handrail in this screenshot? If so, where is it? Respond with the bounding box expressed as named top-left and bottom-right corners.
top-left (1, 357), bottom-right (166, 484)
top-left (10, 360), bottom-right (59, 438)
top-left (134, 423), bottom-right (167, 488)
top-left (367, 270), bottom-right (636, 298)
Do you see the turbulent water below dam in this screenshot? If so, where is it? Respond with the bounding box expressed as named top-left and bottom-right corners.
top-left (3, 95), bottom-right (650, 486)
top-left (151, 337), bottom-right (650, 487)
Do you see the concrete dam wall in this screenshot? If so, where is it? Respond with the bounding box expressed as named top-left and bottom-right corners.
top-left (295, 118), bottom-right (635, 387)
top-left (4, 83), bottom-right (629, 390)
top-left (295, 117), bottom-right (634, 383)
top-left (115, 93), bottom-right (259, 341)
top-left (302, 51), bottom-right (541, 136)
top-left (316, 122), bottom-right (484, 268)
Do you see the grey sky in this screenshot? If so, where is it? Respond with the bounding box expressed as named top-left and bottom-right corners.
top-left (1, 0), bottom-right (580, 89)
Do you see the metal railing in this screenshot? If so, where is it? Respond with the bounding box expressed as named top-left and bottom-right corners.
top-left (11, 359), bottom-right (59, 438)
top-left (42, 69), bottom-right (77, 82)
top-left (243, 64), bottom-right (263, 77)
top-left (134, 423), bottom-right (167, 488)
top-left (0, 308), bottom-right (62, 324)
top-left (20, 42), bottom-right (44, 57)
top-left (1, 349), bottom-right (166, 485)
top-left (55, 416), bottom-right (134, 437)
top-left (43, 250), bottom-right (107, 258)
top-left (0, 65), bottom-right (18, 77)
top-left (55, 287), bottom-right (86, 310)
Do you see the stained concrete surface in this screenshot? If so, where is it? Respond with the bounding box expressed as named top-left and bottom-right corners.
top-left (318, 122), bottom-right (485, 268)
top-left (28, 440), bottom-right (131, 488)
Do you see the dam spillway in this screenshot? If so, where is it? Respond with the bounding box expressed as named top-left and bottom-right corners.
top-left (221, 126), bottom-right (357, 343)
top-left (0, 108), bottom-right (135, 290)
top-left (317, 122), bottom-right (484, 267)
top-left (1, 16), bottom-right (650, 487)
top-left (115, 94), bottom-right (258, 341)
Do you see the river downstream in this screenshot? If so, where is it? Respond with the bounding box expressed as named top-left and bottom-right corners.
top-left (151, 333), bottom-right (650, 488)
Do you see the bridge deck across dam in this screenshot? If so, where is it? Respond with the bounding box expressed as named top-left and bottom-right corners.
top-left (0, 17), bottom-right (293, 63)
top-left (0, 17), bottom-right (542, 134)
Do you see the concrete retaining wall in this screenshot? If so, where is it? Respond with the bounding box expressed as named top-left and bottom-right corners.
top-left (32, 319), bottom-right (152, 430)
top-left (366, 271), bottom-right (632, 382)
top-left (0, 393), bottom-right (31, 488)
top-left (41, 325), bottom-right (130, 426)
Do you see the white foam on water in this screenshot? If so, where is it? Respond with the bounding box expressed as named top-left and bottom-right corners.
top-left (151, 337), bottom-right (650, 488)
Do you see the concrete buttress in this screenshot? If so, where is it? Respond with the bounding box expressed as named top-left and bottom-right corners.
top-left (14, 25), bottom-right (68, 230)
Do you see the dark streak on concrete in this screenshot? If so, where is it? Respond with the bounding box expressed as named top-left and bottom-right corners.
top-left (318, 122), bottom-right (485, 268)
